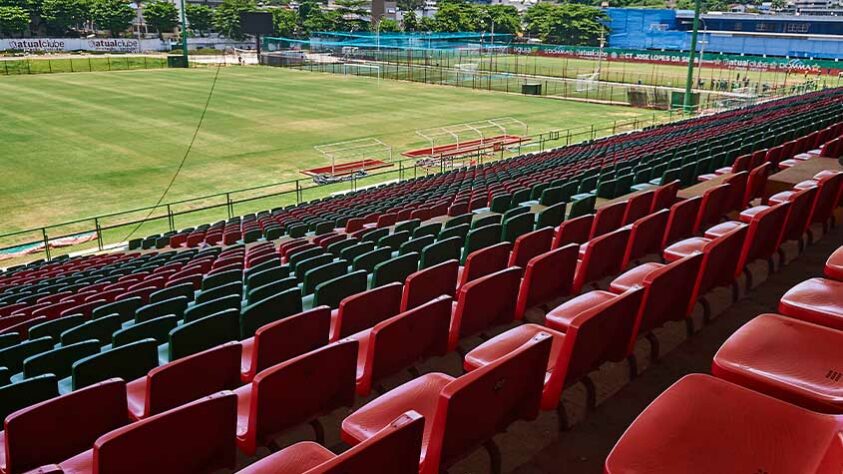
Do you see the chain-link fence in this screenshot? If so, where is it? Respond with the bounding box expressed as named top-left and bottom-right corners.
top-left (0, 55), bottom-right (169, 75)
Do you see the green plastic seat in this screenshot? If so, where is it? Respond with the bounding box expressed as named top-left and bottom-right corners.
top-left (501, 213), bottom-right (534, 243)
top-left (394, 219), bottom-right (421, 234)
top-left (461, 224), bottom-right (502, 264)
top-left (289, 248), bottom-right (325, 270)
top-left (136, 296), bottom-right (189, 323)
top-left (595, 179), bottom-right (617, 199)
top-left (568, 195), bottom-right (596, 219)
top-left (71, 339), bottom-right (158, 391)
top-left (294, 254), bottom-right (335, 281)
top-left (168, 309), bottom-right (239, 362)
top-left (196, 282), bottom-right (242, 305)
top-left (0, 333), bottom-right (20, 350)
top-left (112, 315), bottom-right (178, 347)
top-left (314, 221), bottom-right (335, 235)
top-left (150, 283), bottom-right (195, 305)
top-left (614, 174), bottom-right (634, 198)
top-left (420, 237), bottom-right (462, 269)
top-left (287, 224), bottom-right (308, 238)
top-left (502, 206), bottom-right (530, 222)
top-left (0, 374), bottom-right (57, 423)
top-left (471, 214), bottom-right (501, 230)
top-left (327, 239), bottom-right (358, 257)
top-left (240, 288), bottom-right (303, 338)
top-left (353, 248), bottom-right (392, 273)
top-left (529, 182), bottom-right (549, 201)
top-left (490, 194), bottom-right (512, 213)
top-left (377, 231), bottom-right (410, 251)
top-left (246, 266), bottom-right (289, 291)
top-left (264, 226), bottom-right (283, 241)
top-left (540, 186), bottom-right (566, 206)
top-left (0, 337), bottom-right (53, 373)
top-left (247, 277), bottom-right (299, 304)
top-left (511, 188), bottom-right (532, 206)
top-left (412, 223), bottom-right (442, 239)
top-left (201, 269), bottom-right (242, 292)
top-left (577, 176), bottom-right (598, 195)
top-left (438, 223), bottom-right (470, 242)
top-left (183, 294), bottom-right (241, 323)
top-left (61, 315), bottom-right (122, 346)
top-left (361, 228), bottom-right (389, 244)
top-left (536, 202), bottom-right (566, 229)
top-left (313, 271), bottom-right (368, 309)
top-left (303, 260), bottom-right (349, 294)
top-left (371, 252), bottom-right (419, 288)
top-left (92, 297), bottom-right (142, 322)
top-left (23, 340), bottom-right (100, 380)
top-left (444, 214), bottom-right (472, 229)
top-left (399, 235), bottom-right (435, 256)
top-left (29, 315), bottom-right (85, 343)
top-left (678, 162), bottom-right (697, 187)
top-left (339, 242), bottom-right (375, 265)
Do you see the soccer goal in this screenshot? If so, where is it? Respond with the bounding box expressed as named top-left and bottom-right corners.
top-left (575, 72), bottom-right (600, 92)
top-left (341, 61), bottom-right (382, 83)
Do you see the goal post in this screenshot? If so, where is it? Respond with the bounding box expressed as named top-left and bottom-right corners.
top-left (341, 61), bottom-right (382, 83)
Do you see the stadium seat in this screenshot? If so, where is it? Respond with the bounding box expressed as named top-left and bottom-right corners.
top-left (112, 315), bottom-right (178, 347)
top-left (349, 295), bottom-right (452, 396)
top-left (461, 224), bottom-right (502, 264)
top-left (236, 411), bottom-right (424, 474)
top-left (514, 244), bottom-right (579, 321)
top-left (622, 190), bottom-right (654, 225)
top-left (240, 288), bottom-right (302, 338)
top-left (420, 237), bottom-right (462, 269)
top-left (590, 201), bottom-right (626, 238)
top-left (22, 340), bottom-right (100, 380)
top-left (573, 227), bottom-right (630, 294)
top-left (313, 271), bottom-right (368, 309)
top-left (371, 253), bottom-right (419, 288)
top-left (341, 331), bottom-right (552, 474)
top-left (604, 374), bottom-right (843, 474)
top-left (662, 196), bottom-right (701, 247)
top-left (330, 282), bottom-right (402, 342)
top-left (60, 314), bottom-right (121, 346)
top-left (779, 277), bottom-right (843, 331)
top-left (0, 374), bottom-right (59, 438)
top-left (0, 378), bottom-right (129, 474)
top-left (508, 227), bottom-right (553, 271)
top-left (183, 294), bottom-right (240, 323)
top-left (247, 277), bottom-right (298, 305)
top-left (826, 246), bottom-right (843, 281)
top-left (127, 341), bottom-right (241, 420)
top-left (456, 242), bottom-right (511, 291)
top-left (448, 267), bottom-right (521, 351)
top-left (70, 339), bottom-right (159, 392)
top-left (401, 260), bottom-right (458, 312)
top-left (693, 183), bottom-right (731, 233)
top-left (0, 337), bottom-right (54, 374)
top-left (57, 391), bottom-right (238, 474)
top-left (713, 313), bottom-right (843, 413)
top-left (551, 214), bottom-right (593, 249)
top-left (168, 309), bottom-right (239, 361)
top-left (621, 209), bottom-right (669, 268)
top-left (235, 340), bottom-right (357, 454)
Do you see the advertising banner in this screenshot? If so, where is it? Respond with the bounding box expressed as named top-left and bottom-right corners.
top-left (0, 38), bottom-right (164, 53)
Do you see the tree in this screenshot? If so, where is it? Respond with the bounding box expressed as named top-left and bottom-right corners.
top-left (301, 7), bottom-right (338, 33)
top-left (0, 6), bottom-right (30, 37)
top-left (213, 0), bottom-right (255, 39)
top-left (397, 0), bottom-right (423, 11)
top-left (143, 0), bottom-right (178, 38)
top-left (478, 4), bottom-right (520, 34)
top-left (271, 7), bottom-right (296, 36)
top-left (185, 3), bottom-right (212, 36)
top-left (418, 14), bottom-right (435, 32)
top-left (401, 10), bottom-right (418, 31)
top-left (432, 1), bottom-right (479, 32)
top-left (90, 0), bottom-right (134, 35)
top-left (334, 0), bottom-right (367, 31)
top-left (524, 2), bottom-right (605, 45)
top-left (376, 17), bottom-right (400, 32)
top-left (40, 0), bottom-right (87, 34)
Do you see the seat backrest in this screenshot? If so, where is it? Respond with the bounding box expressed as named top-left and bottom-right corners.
top-left (183, 294), bottom-right (240, 323)
top-left (168, 309), bottom-right (239, 361)
top-left (401, 260), bottom-right (458, 312)
top-left (23, 340), bottom-right (100, 379)
top-left (247, 341), bottom-right (357, 453)
top-left (72, 339), bottom-right (159, 391)
top-left (723, 171), bottom-right (748, 213)
top-left (635, 252), bottom-right (705, 342)
top-left (3, 378), bottom-right (128, 474)
top-left (61, 314), bottom-right (122, 346)
top-left (591, 201), bottom-right (627, 238)
top-left (744, 163), bottom-right (770, 208)
top-left (662, 196), bottom-right (701, 247)
top-left (781, 186), bottom-right (818, 242)
top-left (0, 336), bottom-right (55, 373)
top-left (112, 315), bottom-right (178, 347)
top-left (135, 296), bottom-right (189, 323)
top-left (421, 237), bottom-right (463, 269)
top-left (94, 391), bottom-right (237, 474)
top-left (372, 252), bottom-right (419, 288)
top-left (651, 180), bottom-right (679, 212)
top-left (450, 267), bottom-right (521, 350)
top-left (810, 172), bottom-right (843, 225)
top-left (428, 332), bottom-right (552, 474)
top-left (742, 202), bottom-right (790, 267)
top-left (195, 282), bottom-right (242, 306)
top-left (247, 277), bottom-right (298, 305)
top-left (574, 227), bottom-right (631, 293)
top-left (623, 191), bottom-right (654, 225)
top-left (461, 224), bottom-right (502, 264)
top-left (502, 213), bottom-right (535, 243)
top-left (0, 374), bottom-right (58, 427)
top-left (147, 341), bottom-right (241, 417)
top-left (509, 228), bottom-right (554, 271)
top-left (332, 282), bottom-right (403, 341)
top-left (695, 225), bottom-right (748, 303)
top-left (247, 306), bottom-right (331, 380)
top-left (313, 271), bottom-right (368, 310)
top-left (694, 183), bottom-right (731, 233)
top-left (360, 296), bottom-right (452, 396)
top-left (240, 287), bottom-right (303, 339)
top-left (92, 296), bottom-right (141, 322)
top-left (352, 248), bottom-right (391, 274)
top-left (552, 214), bottom-right (593, 249)
top-left (458, 242), bottom-right (511, 290)
top-left (623, 209), bottom-right (670, 268)
top-left (515, 244), bottom-right (578, 321)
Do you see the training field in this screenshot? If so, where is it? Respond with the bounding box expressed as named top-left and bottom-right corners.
top-left (0, 65), bottom-right (659, 238)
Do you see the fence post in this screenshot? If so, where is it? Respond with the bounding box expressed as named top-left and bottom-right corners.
top-left (590, 125), bottom-right (595, 140)
top-left (225, 193), bottom-right (233, 219)
top-left (95, 218), bottom-right (104, 251)
top-left (166, 204), bottom-right (175, 232)
top-left (295, 180), bottom-right (301, 205)
top-left (42, 228), bottom-right (51, 262)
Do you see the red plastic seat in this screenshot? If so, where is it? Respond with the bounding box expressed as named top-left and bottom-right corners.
top-left (235, 340), bottom-right (357, 455)
top-left (605, 374), bottom-right (843, 474)
top-left (341, 331), bottom-right (552, 474)
top-left (57, 391), bottom-right (238, 474)
top-left (622, 191), bottom-right (654, 225)
top-left (723, 171), bottom-right (748, 212)
top-left (508, 227), bottom-right (553, 271)
top-left (573, 227), bottom-right (630, 294)
top-left (241, 307), bottom-right (331, 383)
top-left (622, 209), bottom-right (669, 268)
top-left (590, 201), bottom-right (626, 238)
top-left (661, 196), bottom-right (701, 247)
top-left (779, 277), bottom-right (843, 331)
top-left (713, 313), bottom-right (843, 413)
top-left (237, 411), bottom-right (424, 474)
top-left (400, 260), bottom-right (458, 312)
top-left (456, 242), bottom-right (511, 291)
top-left (0, 379), bottom-right (129, 474)
top-left (126, 342), bottom-right (241, 420)
top-left (449, 267), bottom-right (521, 351)
top-left (826, 246), bottom-right (843, 281)
top-left (650, 180), bottom-right (679, 212)
top-left (743, 163), bottom-right (770, 208)
top-left (693, 183), bottom-right (731, 233)
top-left (552, 214), bottom-right (593, 249)
top-left (345, 218), bottom-right (366, 234)
top-left (348, 296), bottom-right (451, 396)
top-left (330, 283), bottom-right (403, 342)
top-left (514, 244), bottom-right (578, 321)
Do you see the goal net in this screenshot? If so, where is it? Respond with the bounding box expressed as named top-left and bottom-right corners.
top-left (342, 61), bottom-right (381, 82)
top-left (576, 72), bottom-right (600, 92)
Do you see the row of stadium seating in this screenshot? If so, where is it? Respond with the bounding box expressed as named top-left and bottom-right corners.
top-left (605, 242), bottom-right (843, 473)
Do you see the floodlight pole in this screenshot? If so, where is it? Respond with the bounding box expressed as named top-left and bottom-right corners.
top-left (683, 0), bottom-right (701, 114)
top-left (179, 0), bottom-right (189, 61)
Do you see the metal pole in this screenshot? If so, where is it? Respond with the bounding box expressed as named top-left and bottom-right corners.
top-left (683, 0), bottom-right (701, 114)
top-left (42, 228), bottom-right (51, 262)
top-left (179, 0), bottom-right (189, 61)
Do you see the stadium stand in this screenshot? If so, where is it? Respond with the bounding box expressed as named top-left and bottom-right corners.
top-left (0, 88), bottom-right (841, 473)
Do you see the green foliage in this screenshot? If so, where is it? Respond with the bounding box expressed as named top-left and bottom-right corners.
top-left (185, 3), bottom-right (212, 36)
top-left (524, 2), bottom-right (606, 45)
top-left (376, 17), bottom-right (400, 32)
top-left (675, 0), bottom-right (728, 11)
top-left (301, 7), bottom-right (339, 33)
top-left (335, 0), bottom-right (367, 31)
top-left (0, 5), bottom-right (30, 36)
top-left (271, 7), bottom-right (296, 36)
top-left (41, 0), bottom-right (88, 34)
top-left (213, 0), bottom-right (256, 39)
top-left (143, 0), bottom-right (178, 38)
top-left (418, 15), bottom-right (435, 32)
top-left (90, 0), bottom-right (134, 35)
top-left (432, 1), bottom-right (477, 32)
top-left (478, 4), bottom-right (520, 34)
top-left (401, 10), bottom-right (418, 31)
top-left (396, 0), bottom-right (423, 11)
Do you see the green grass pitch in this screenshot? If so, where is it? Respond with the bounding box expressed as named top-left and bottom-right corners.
top-left (0, 65), bottom-right (658, 239)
